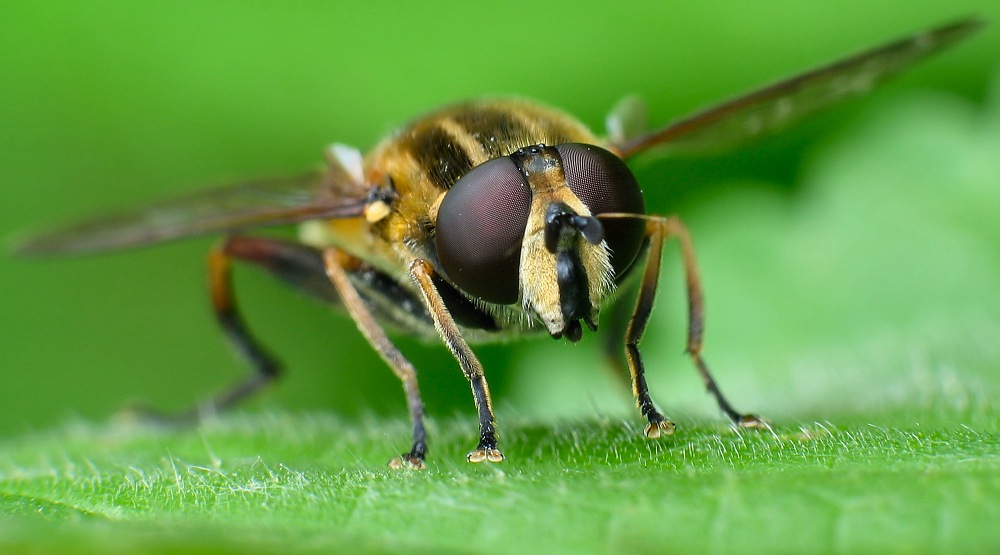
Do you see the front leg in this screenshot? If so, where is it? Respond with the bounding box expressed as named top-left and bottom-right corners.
top-left (409, 259), bottom-right (503, 463)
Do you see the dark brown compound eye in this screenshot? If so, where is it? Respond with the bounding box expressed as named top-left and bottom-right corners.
top-left (435, 156), bottom-right (531, 304)
top-left (555, 143), bottom-right (646, 278)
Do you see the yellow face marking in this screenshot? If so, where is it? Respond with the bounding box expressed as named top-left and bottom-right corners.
top-left (514, 148), bottom-right (613, 334)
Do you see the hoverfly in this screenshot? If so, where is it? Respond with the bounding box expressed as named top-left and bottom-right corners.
top-left (14, 19), bottom-right (982, 468)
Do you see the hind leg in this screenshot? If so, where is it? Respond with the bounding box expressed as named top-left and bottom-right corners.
top-left (134, 236), bottom-right (316, 423)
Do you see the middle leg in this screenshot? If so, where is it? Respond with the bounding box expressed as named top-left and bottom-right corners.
top-left (322, 248), bottom-right (428, 469)
top-left (623, 216), bottom-right (766, 437)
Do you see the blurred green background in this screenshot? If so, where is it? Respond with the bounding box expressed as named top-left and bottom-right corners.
top-left (2, 1), bottom-right (998, 440)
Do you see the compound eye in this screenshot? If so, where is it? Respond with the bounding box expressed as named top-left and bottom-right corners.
top-left (556, 143), bottom-right (646, 279)
top-left (435, 156), bottom-right (530, 304)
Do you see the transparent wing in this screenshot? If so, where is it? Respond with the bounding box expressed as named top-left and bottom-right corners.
top-left (605, 95), bottom-right (650, 145)
top-left (616, 18), bottom-right (983, 159)
top-left (13, 171), bottom-right (369, 256)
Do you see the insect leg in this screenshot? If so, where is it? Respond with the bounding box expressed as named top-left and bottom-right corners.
top-left (322, 248), bottom-right (428, 469)
top-left (642, 217), bottom-right (767, 429)
top-left (622, 222), bottom-right (674, 438)
top-left (133, 236), bottom-right (335, 423)
top-left (201, 237), bottom-right (286, 416)
top-left (408, 259), bottom-right (503, 464)
top-left (203, 234), bottom-right (372, 416)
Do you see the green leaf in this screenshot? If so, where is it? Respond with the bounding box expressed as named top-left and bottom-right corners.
top-left (0, 409), bottom-right (998, 554)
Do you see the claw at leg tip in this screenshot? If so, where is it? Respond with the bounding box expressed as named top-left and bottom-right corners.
top-left (388, 454), bottom-right (427, 470)
top-left (643, 420), bottom-right (676, 439)
top-left (738, 414), bottom-right (771, 430)
top-left (467, 448), bottom-right (505, 463)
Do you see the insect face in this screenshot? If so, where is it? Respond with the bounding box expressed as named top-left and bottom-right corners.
top-left (434, 143), bottom-right (646, 341)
